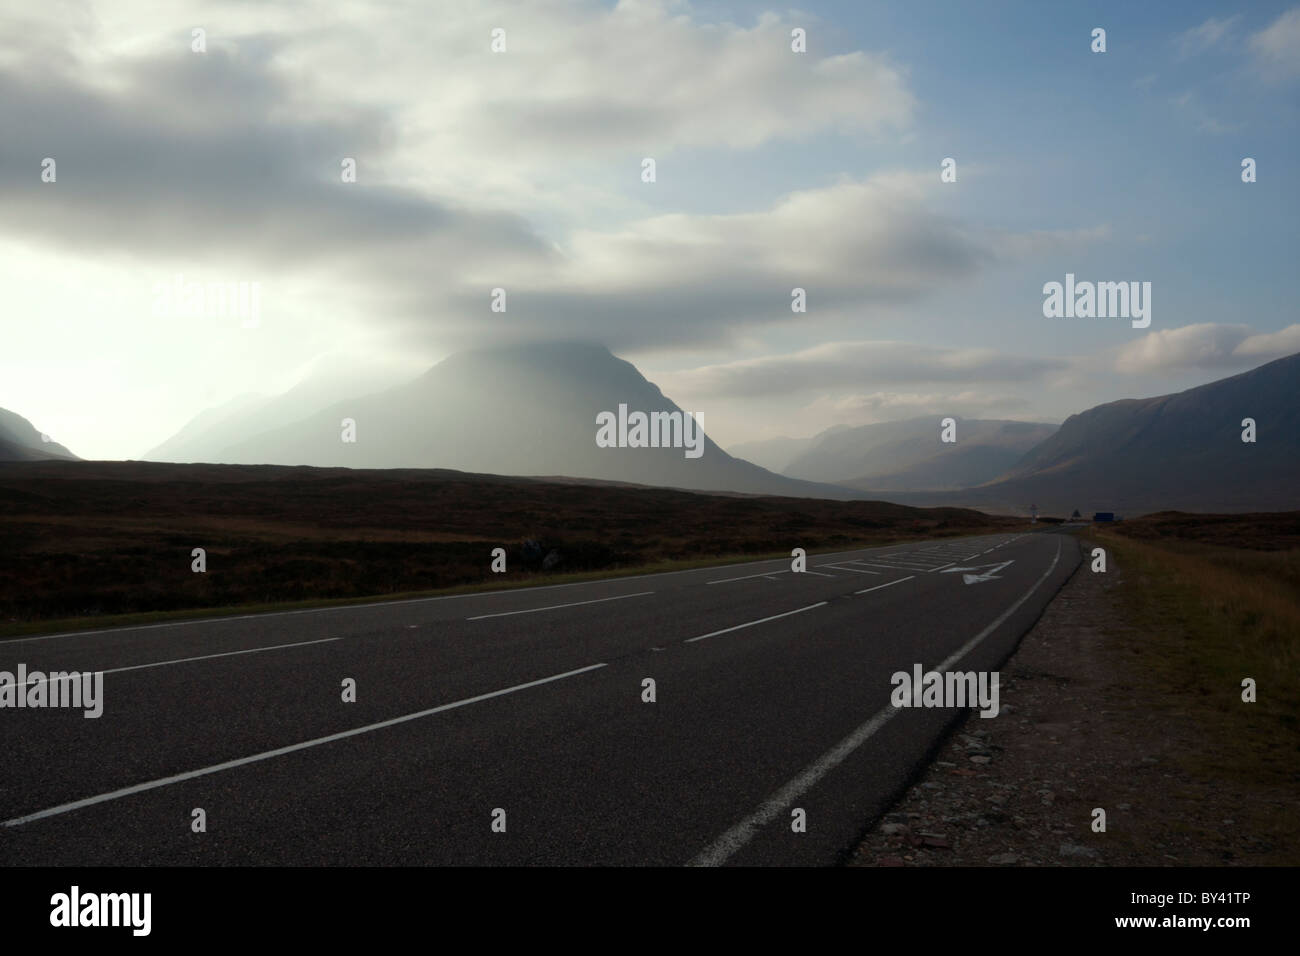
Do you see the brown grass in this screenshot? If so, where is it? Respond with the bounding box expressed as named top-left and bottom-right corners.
top-left (1087, 514), bottom-right (1300, 790)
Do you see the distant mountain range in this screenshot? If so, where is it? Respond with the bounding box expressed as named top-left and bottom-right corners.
top-left (776, 416), bottom-right (1058, 490)
top-left (137, 343), bottom-right (1300, 514)
top-left (144, 343), bottom-right (858, 499)
top-left (0, 407), bottom-right (77, 461)
top-left (727, 432), bottom-right (827, 475)
top-left (933, 351), bottom-right (1300, 515)
top-left (145, 354), bottom-right (419, 464)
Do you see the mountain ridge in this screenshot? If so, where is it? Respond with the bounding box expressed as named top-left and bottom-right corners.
top-left (0, 407), bottom-right (78, 461)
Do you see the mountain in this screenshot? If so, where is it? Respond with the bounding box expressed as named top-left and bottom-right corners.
top-left (0, 407), bottom-right (78, 461)
top-left (727, 431), bottom-right (836, 474)
top-left (986, 351), bottom-right (1300, 512)
top-left (147, 343), bottom-right (860, 498)
top-left (869, 353), bottom-right (1300, 515)
top-left (145, 392), bottom-right (270, 462)
top-left (783, 416), bottom-right (1058, 489)
top-left (145, 354), bottom-right (421, 462)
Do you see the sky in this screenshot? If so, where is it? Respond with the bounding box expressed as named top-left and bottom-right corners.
top-left (1, 0), bottom-right (1297, 459)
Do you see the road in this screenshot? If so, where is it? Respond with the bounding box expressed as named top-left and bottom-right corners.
top-left (0, 529), bottom-right (1079, 866)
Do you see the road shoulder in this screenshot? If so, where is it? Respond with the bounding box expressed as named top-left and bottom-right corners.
top-left (850, 536), bottom-right (1294, 867)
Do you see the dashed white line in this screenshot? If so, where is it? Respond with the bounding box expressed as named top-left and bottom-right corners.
top-left (854, 576), bottom-right (915, 595)
top-left (685, 602), bottom-right (828, 644)
top-left (15, 637), bottom-right (341, 685)
top-left (707, 569), bottom-right (788, 585)
top-left (466, 591), bottom-right (654, 620)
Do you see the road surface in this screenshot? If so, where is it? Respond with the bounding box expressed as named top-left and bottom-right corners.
top-left (0, 529), bottom-right (1079, 866)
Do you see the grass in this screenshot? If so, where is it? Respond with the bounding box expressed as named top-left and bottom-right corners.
top-left (1085, 515), bottom-right (1300, 791)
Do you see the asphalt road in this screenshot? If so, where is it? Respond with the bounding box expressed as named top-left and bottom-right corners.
top-left (0, 528), bottom-right (1080, 866)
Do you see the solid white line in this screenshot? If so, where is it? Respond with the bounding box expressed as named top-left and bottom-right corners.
top-left (690, 538), bottom-right (1064, 866)
top-left (684, 602), bottom-right (828, 644)
top-left (819, 565), bottom-right (880, 575)
top-left (2, 663), bottom-right (608, 828)
top-left (707, 569), bottom-right (788, 585)
top-left (854, 575), bottom-right (915, 595)
top-left (928, 562), bottom-right (956, 572)
top-left (800, 570), bottom-right (835, 578)
top-left (16, 638), bottom-right (341, 685)
top-left (466, 591), bottom-right (654, 620)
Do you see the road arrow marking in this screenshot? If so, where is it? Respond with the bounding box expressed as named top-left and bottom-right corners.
top-left (940, 560), bottom-right (1014, 585)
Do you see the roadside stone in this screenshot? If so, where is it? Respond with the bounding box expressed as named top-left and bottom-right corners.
top-left (1059, 843), bottom-right (1099, 859)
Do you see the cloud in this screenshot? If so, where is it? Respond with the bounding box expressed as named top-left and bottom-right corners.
top-left (423, 174), bottom-right (1108, 352)
top-left (802, 390), bottom-right (1032, 419)
top-left (657, 340), bottom-right (1069, 398)
top-left (1114, 323), bottom-right (1300, 373)
top-left (1175, 15), bottom-right (1239, 56)
top-left (1, 5), bottom-right (1076, 353)
top-left (1167, 90), bottom-right (1238, 135)
top-left (3, 43), bottom-right (1088, 356)
top-left (2, 0), bottom-right (915, 198)
top-left (0, 44), bottom-right (552, 273)
top-left (1249, 7), bottom-right (1300, 79)
top-left (440, 8), bottom-right (915, 156)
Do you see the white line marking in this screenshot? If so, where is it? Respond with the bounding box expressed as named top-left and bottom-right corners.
top-left (16, 638), bottom-right (341, 685)
top-left (684, 602), bottom-right (827, 644)
top-left (690, 539), bottom-right (1062, 866)
top-left (707, 569), bottom-right (788, 585)
top-left (853, 562), bottom-right (933, 572)
top-left (800, 570), bottom-right (835, 578)
top-left (466, 591), bottom-right (654, 620)
top-left (941, 560), bottom-right (1015, 585)
top-left (854, 576), bottom-right (915, 595)
top-left (2, 663), bottom-right (608, 828)
top-left (819, 565), bottom-right (880, 575)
